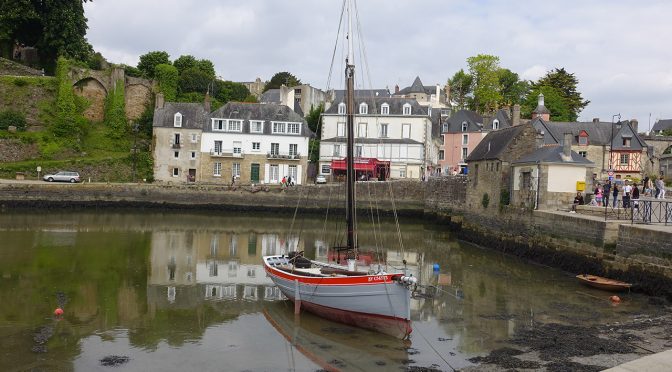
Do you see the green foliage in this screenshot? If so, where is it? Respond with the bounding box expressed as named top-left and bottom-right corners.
top-left (498, 68), bottom-right (529, 108)
top-left (662, 129), bottom-right (672, 137)
top-left (243, 94), bottom-right (258, 103)
top-left (104, 79), bottom-right (127, 140)
top-left (0, 110), bottom-right (27, 131)
top-left (213, 80), bottom-right (250, 104)
top-left (52, 57), bottom-right (85, 140)
top-left (521, 85), bottom-right (572, 121)
top-left (154, 64), bottom-right (178, 101)
top-left (136, 104), bottom-right (155, 138)
top-left (178, 67), bottom-right (211, 94)
top-left (467, 54), bottom-right (502, 114)
top-left (122, 64), bottom-right (142, 78)
top-left (264, 72), bottom-right (301, 92)
top-left (176, 92), bottom-right (223, 110)
top-left (481, 192), bottom-right (490, 209)
top-left (499, 188), bottom-right (510, 210)
top-left (87, 52), bottom-right (106, 70)
top-left (309, 138), bottom-right (320, 163)
top-left (195, 59), bottom-right (216, 79)
top-left (137, 51), bottom-right (170, 78)
top-left (12, 78), bottom-right (28, 87)
top-left (448, 69), bottom-right (473, 110)
top-left (532, 68), bottom-right (589, 121)
top-left (173, 55), bottom-right (197, 75)
top-left (306, 104), bottom-right (324, 136)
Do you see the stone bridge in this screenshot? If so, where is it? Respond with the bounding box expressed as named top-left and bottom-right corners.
top-left (69, 67), bottom-right (155, 122)
top-left (642, 135), bottom-right (672, 175)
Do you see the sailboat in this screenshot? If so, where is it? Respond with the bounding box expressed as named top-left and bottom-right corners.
top-left (262, 0), bottom-right (416, 339)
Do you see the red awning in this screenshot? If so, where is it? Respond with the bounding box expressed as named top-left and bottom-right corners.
top-left (331, 158), bottom-right (389, 172)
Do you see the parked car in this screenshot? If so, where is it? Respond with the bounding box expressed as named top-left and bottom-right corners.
top-left (43, 171), bottom-right (80, 183)
top-left (315, 175), bottom-right (327, 184)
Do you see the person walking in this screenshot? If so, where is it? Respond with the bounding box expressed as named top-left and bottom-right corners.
top-left (658, 177), bottom-right (666, 199)
top-left (612, 183), bottom-right (619, 208)
top-left (603, 180), bottom-right (611, 207)
top-left (595, 186), bottom-right (603, 206)
top-left (623, 181), bottom-right (632, 208)
top-left (632, 182), bottom-right (640, 209)
top-left (654, 177), bottom-right (661, 198)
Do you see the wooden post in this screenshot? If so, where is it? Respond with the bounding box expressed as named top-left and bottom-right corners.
top-left (294, 279), bottom-right (301, 314)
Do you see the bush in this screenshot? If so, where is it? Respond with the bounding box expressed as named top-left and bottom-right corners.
top-left (481, 193), bottom-right (490, 209)
top-left (154, 64), bottom-right (178, 101)
top-left (0, 110), bottom-right (27, 131)
top-left (13, 78), bottom-right (28, 87)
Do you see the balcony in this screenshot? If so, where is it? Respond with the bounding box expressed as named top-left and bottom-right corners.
top-left (210, 149), bottom-right (244, 158)
top-left (267, 152), bottom-right (301, 160)
top-left (171, 143), bottom-right (182, 149)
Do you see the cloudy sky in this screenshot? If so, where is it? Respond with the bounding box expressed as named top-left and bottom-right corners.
top-left (85, 0), bottom-right (672, 129)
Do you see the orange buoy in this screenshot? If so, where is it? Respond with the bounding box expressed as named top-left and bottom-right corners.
top-left (609, 295), bottom-right (621, 303)
top-left (54, 308), bottom-right (64, 316)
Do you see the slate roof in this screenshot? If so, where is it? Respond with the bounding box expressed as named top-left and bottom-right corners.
top-left (153, 102), bottom-right (208, 129)
top-left (207, 102), bottom-right (313, 137)
top-left (395, 76), bottom-right (439, 96)
top-left (260, 89), bottom-right (280, 103)
top-left (513, 145), bottom-right (594, 165)
top-left (443, 110), bottom-right (483, 133)
top-left (323, 97), bottom-right (428, 116)
top-left (533, 103), bottom-right (550, 114)
top-left (429, 107), bottom-right (442, 140)
top-left (466, 125), bottom-right (528, 161)
top-left (531, 118), bottom-right (647, 150)
top-left (482, 109), bottom-right (512, 131)
top-left (332, 89), bottom-right (391, 101)
top-left (652, 119), bottom-right (672, 132)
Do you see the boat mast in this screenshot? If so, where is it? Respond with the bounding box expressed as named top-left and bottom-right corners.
top-left (345, 0), bottom-right (356, 253)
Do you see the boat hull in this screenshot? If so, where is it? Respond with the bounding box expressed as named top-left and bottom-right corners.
top-left (263, 255), bottom-right (412, 338)
top-left (576, 274), bottom-right (632, 292)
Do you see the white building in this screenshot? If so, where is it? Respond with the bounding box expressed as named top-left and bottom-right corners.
top-left (319, 97), bottom-right (435, 179)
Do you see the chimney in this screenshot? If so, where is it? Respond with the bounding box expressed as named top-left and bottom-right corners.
top-left (394, 84), bottom-right (399, 94)
top-left (204, 91), bottom-right (211, 112)
top-left (538, 93), bottom-right (545, 107)
top-left (435, 84), bottom-right (440, 103)
top-left (630, 119), bottom-right (639, 133)
top-left (592, 118), bottom-right (599, 123)
top-left (444, 83), bottom-right (450, 104)
top-left (563, 132), bottom-right (572, 159)
top-left (513, 104), bottom-right (521, 126)
top-left (155, 93), bottom-right (165, 109)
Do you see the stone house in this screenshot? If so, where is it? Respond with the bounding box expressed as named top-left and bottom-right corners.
top-left (152, 96), bottom-right (208, 183)
top-left (511, 133), bottom-right (594, 210)
top-left (439, 109), bottom-right (512, 175)
top-left (319, 97), bottom-right (435, 179)
top-left (392, 76), bottom-right (450, 109)
top-left (199, 102), bottom-right (311, 185)
top-left (465, 123), bottom-right (539, 211)
top-left (260, 83), bottom-right (328, 117)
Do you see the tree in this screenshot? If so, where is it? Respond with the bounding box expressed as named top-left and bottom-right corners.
top-left (195, 59), bottom-right (216, 79)
top-left (521, 85), bottom-right (572, 122)
top-left (263, 72), bottom-right (301, 92)
top-left (173, 55), bottom-right (197, 75)
top-left (498, 68), bottom-right (529, 108)
top-left (214, 81), bottom-right (251, 104)
top-left (178, 67), bottom-right (211, 94)
top-left (466, 54), bottom-right (502, 114)
top-left (154, 64), bottom-right (178, 101)
top-left (137, 51), bottom-right (170, 78)
top-left (306, 104), bottom-right (324, 136)
top-left (533, 68), bottom-right (589, 121)
top-left (448, 69), bottom-right (473, 110)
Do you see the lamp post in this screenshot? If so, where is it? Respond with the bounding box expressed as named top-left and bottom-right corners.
top-left (610, 113), bottom-right (621, 175)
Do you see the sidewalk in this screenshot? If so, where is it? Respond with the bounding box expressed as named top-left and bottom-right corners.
top-left (603, 349), bottom-right (672, 371)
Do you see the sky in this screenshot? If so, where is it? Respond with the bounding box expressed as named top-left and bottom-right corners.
top-left (84, 0), bottom-right (672, 130)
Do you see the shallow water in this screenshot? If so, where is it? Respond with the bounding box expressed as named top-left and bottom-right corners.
top-left (0, 210), bottom-right (662, 371)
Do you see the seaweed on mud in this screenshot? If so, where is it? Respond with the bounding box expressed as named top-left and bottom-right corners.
top-left (100, 355), bottom-right (130, 367)
top-left (478, 313), bottom-right (517, 320)
top-left (545, 361), bottom-right (604, 372)
top-left (468, 347), bottom-right (541, 370)
top-left (406, 366), bottom-right (443, 372)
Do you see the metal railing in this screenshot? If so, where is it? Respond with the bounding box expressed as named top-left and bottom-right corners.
top-left (603, 198), bottom-right (671, 225)
top-left (267, 152), bottom-right (301, 160)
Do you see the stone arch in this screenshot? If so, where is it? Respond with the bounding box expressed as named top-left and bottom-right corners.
top-left (125, 83), bottom-right (152, 121)
top-left (73, 77), bottom-right (108, 122)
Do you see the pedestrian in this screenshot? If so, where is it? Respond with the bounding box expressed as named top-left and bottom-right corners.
top-left (658, 177), bottom-right (666, 199)
top-left (231, 175), bottom-right (235, 186)
top-left (571, 192), bottom-right (584, 213)
top-left (287, 175), bottom-right (292, 186)
top-left (603, 180), bottom-right (611, 207)
top-left (623, 181), bottom-right (632, 208)
top-left (595, 186), bottom-right (603, 207)
top-left (643, 176), bottom-right (651, 196)
top-left (632, 182), bottom-right (640, 209)
top-left (612, 183), bottom-right (619, 208)
top-left (281, 176), bottom-right (287, 188)
top-left (654, 177), bottom-right (661, 198)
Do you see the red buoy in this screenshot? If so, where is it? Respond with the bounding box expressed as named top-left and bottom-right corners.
top-left (610, 295), bottom-right (621, 304)
top-left (54, 308), bottom-right (64, 316)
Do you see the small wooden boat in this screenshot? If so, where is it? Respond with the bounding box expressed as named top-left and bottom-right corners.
top-left (576, 274), bottom-right (632, 291)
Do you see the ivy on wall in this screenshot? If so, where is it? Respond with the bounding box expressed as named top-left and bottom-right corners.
top-left (53, 57), bottom-right (86, 142)
top-left (154, 63), bottom-right (178, 101)
top-left (104, 79), bottom-right (127, 139)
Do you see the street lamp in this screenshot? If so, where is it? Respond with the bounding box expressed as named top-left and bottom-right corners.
top-left (610, 113), bottom-right (621, 175)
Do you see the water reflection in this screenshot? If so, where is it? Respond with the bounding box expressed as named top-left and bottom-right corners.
top-left (0, 211), bottom-right (663, 371)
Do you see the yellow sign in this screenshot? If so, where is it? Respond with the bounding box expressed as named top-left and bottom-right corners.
top-left (576, 181), bottom-right (586, 191)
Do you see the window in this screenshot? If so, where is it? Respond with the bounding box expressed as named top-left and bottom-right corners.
top-left (462, 134), bottom-right (468, 145)
top-left (439, 150), bottom-right (444, 160)
top-left (270, 143), bottom-right (279, 156)
top-left (172, 168), bottom-right (179, 177)
top-left (338, 103), bottom-right (346, 115)
top-left (622, 137), bottom-right (631, 147)
top-left (214, 140), bottom-right (222, 154)
top-left (620, 153), bottom-right (629, 165)
top-left (174, 133), bottom-right (181, 146)
top-left (233, 141), bottom-right (242, 155)
top-left (250, 121), bottom-right (263, 133)
top-left (461, 121), bottom-right (468, 132)
top-left (228, 120), bottom-right (242, 132)
top-left (174, 113), bottom-right (182, 127)
top-left (269, 165), bottom-right (279, 182)
top-left (288, 165), bottom-right (297, 181)
top-left (213, 119), bottom-right (225, 131)
top-left (402, 124), bottom-right (411, 138)
top-left (399, 168), bottom-right (406, 178)
top-left (359, 102), bottom-right (368, 114)
top-left (252, 142), bottom-right (260, 151)
top-left (272, 122), bottom-right (285, 134)
top-left (355, 145), bottom-right (363, 157)
top-left (232, 163), bottom-right (240, 177)
top-left (578, 151), bottom-right (587, 158)
top-left (337, 122), bottom-right (346, 137)
top-left (321, 164), bottom-right (331, 174)
top-left (462, 147), bottom-right (468, 160)
top-left (213, 162), bottom-right (222, 176)
top-left (289, 144), bottom-right (298, 156)
top-left (403, 103), bottom-right (411, 115)
top-left (333, 144), bottom-right (341, 157)
top-left (358, 123), bottom-right (367, 137)
top-left (522, 172), bottom-right (531, 189)
top-left (493, 119), bottom-right (499, 130)
top-left (579, 135), bottom-right (588, 146)
top-left (173, 151), bottom-right (179, 159)
top-left (190, 151), bottom-right (196, 159)
top-left (381, 104), bottom-right (389, 115)
top-left (287, 123), bottom-right (300, 134)
top-left (191, 133), bottom-right (198, 142)
top-left (379, 124), bottom-right (388, 138)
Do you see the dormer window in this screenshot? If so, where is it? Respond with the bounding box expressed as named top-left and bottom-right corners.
top-left (493, 119), bottom-right (499, 130)
top-left (403, 103), bottom-right (411, 115)
top-left (359, 102), bottom-right (368, 115)
top-left (622, 137), bottom-right (631, 147)
top-left (338, 103), bottom-right (346, 115)
top-left (381, 103), bottom-right (389, 115)
top-left (578, 131), bottom-right (588, 146)
top-left (174, 113), bottom-right (183, 127)
top-left (461, 121), bottom-right (468, 132)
